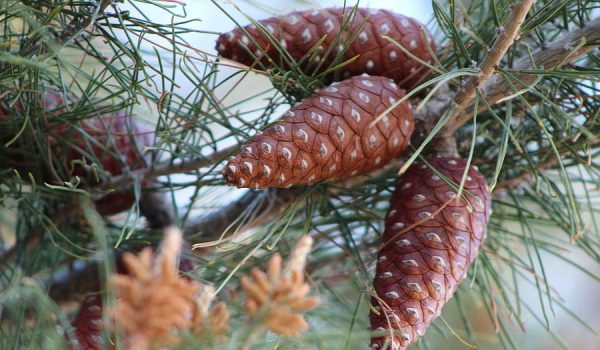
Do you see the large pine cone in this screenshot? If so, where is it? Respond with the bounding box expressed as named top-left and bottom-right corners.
top-left (216, 7), bottom-right (435, 91)
top-left (370, 157), bottom-right (491, 349)
top-left (222, 75), bottom-right (414, 189)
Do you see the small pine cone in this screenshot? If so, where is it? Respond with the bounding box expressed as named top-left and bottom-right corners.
top-left (62, 112), bottom-right (154, 180)
top-left (216, 8), bottom-right (435, 90)
top-left (370, 157), bottom-right (491, 350)
top-left (59, 112), bottom-right (155, 216)
top-left (1, 90), bottom-right (155, 216)
top-left (69, 296), bottom-right (103, 350)
top-left (222, 75), bottom-right (413, 189)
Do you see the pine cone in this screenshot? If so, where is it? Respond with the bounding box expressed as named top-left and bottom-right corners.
top-left (370, 157), bottom-right (491, 349)
top-left (61, 113), bottom-right (155, 216)
top-left (222, 75), bottom-right (413, 189)
top-left (216, 7), bottom-right (435, 90)
top-left (1, 91), bottom-right (155, 216)
top-left (69, 296), bottom-right (103, 350)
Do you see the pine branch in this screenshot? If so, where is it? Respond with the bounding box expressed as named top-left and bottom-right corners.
top-left (184, 187), bottom-right (303, 241)
top-left (97, 145), bottom-right (238, 191)
top-left (444, 0), bottom-right (535, 135)
top-left (480, 15), bottom-right (600, 110)
top-left (419, 14), bottom-right (600, 139)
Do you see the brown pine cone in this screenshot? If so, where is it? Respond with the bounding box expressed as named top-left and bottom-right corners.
top-left (370, 157), bottom-right (491, 349)
top-left (222, 75), bottom-right (414, 189)
top-left (60, 113), bottom-right (155, 216)
top-left (216, 7), bottom-right (435, 91)
top-left (69, 296), bottom-right (103, 350)
top-left (1, 91), bottom-right (155, 216)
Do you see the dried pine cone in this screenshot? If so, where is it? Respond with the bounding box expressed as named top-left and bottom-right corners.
top-left (222, 75), bottom-right (413, 189)
top-left (370, 157), bottom-right (491, 349)
top-left (216, 7), bottom-right (435, 90)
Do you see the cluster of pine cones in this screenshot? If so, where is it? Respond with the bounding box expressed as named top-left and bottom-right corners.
top-left (218, 7), bottom-right (492, 350)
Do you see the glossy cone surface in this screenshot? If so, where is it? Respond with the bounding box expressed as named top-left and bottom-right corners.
top-left (223, 75), bottom-right (414, 189)
top-left (370, 157), bottom-right (491, 349)
top-left (216, 7), bottom-right (435, 90)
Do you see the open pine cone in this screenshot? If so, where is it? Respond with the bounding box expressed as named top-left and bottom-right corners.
top-left (370, 157), bottom-right (491, 349)
top-left (216, 7), bottom-right (435, 90)
top-left (222, 75), bottom-right (413, 189)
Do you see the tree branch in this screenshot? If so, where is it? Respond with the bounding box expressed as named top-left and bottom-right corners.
top-left (443, 0), bottom-right (535, 135)
top-left (97, 145), bottom-right (238, 191)
top-left (418, 12), bottom-right (600, 139)
top-left (477, 15), bottom-right (600, 111)
top-left (184, 187), bottom-right (305, 241)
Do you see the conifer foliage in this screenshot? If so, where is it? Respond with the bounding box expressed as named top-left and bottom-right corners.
top-left (1, 1), bottom-right (599, 350)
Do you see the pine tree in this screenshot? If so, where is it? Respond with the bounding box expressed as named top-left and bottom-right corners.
top-left (1, 1), bottom-right (599, 349)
